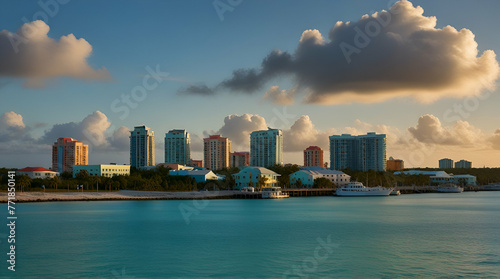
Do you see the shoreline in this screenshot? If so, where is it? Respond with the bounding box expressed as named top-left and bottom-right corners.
top-left (0, 190), bottom-right (239, 203)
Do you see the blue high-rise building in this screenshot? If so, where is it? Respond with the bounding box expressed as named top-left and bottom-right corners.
top-left (250, 128), bottom-right (283, 167)
top-left (165, 129), bottom-right (191, 165)
top-left (329, 132), bottom-right (386, 171)
top-left (130, 125), bottom-right (155, 168)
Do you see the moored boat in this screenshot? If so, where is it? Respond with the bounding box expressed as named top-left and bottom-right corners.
top-left (261, 187), bottom-right (289, 199)
top-left (336, 182), bottom-right (393, 196)
top-left (436, 184), bottom-right (464, 193)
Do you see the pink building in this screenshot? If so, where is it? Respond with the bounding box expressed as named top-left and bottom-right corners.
top-left (304, 146), bottom-right (324, 167)
top-left (230, 152), bottom-right (250, 168)
top-left (189, 159), bottom-right (203, 168)
top-left (203, 135), bottom-right (231, 170)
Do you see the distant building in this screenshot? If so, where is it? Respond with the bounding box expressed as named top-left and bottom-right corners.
top-left (130, 125), bottom-right (155, 168)
top-left (304, 146), bottom-right (324, 167)
top-left (250, 128), bottom-right (283, 167)
top-left (189, 159), bottom-right (203, 168)
top-left (169, 169), bottom-right (223, 183)
top-left (329, 132), bottom-right (386, 172)
top-left (52, 137), bottom-right (88, 173)
top-left (232, 167), bottom-right (280, 190)
top-left (16, 167), bottom-right (59, 179)
top-left (204, 135), bottom-right (231, 170)
top-left (455, 160), bottom-right (472, 169)
top-left (290, 167), bottom-right (350, 188)
top-left (156, 163), bottom-right (193, 171)
top-left (164, 129), bottom-right (190, 165)
top-left (73, 164), bottom-right (130, 178)
top-left (439, 158), bottom-right (454, 169)
top-left (230, 152), bottom-right (250, 168)
top-left (386, 157), bottom-right (404, 171)
top-left (394, 170), bottom-right (477, 186)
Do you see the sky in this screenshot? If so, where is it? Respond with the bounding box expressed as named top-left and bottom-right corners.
top-left (1, 0), bottom-right (500, 169)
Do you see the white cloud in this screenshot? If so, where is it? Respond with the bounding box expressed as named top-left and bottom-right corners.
top-left (0, 111), bottom-right (30, 141)
top-left (262, 86), bottom-right (295, 106)
top-left (0, 20), bottom-right (111, 87)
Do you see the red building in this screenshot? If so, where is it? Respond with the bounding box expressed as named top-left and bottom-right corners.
top-left (189, 159), bottom-right (203, 168)
top-left (304, 146), bottom-right (324, 167)
top-left (230, 152), bottom-right (250, 168)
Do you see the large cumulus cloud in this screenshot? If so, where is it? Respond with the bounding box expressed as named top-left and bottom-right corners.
top-left (0, 20), bottom-right (111, 87)
top-left (38, 111), bottom-right (129, 151)
top-left (0, 111), bottom-right (31, 141)
top-left (408, 114), bottom-right (483, 146)
top-left (182, 0), bottom-right (499, 104)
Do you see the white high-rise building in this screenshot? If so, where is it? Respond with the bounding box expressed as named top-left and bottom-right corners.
top-left (130, 125), bottom-right (155, 168)
top-left (165, 129), bottom-right (191, 165)
top-left (250, 128), bottom-right (283, 167)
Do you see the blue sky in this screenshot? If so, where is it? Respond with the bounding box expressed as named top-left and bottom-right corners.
top-left (1, 0), bottom-right (500, 168)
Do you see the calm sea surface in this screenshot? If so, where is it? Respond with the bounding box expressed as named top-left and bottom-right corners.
top-left (4, 192), bottom-right (500, 277)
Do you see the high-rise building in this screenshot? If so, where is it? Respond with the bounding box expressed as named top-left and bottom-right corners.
top-left (250, 128), bottom-right (283, 167)
top-left (230, 152), bottom-right (250, 168)
top-left (439, 158), bottom-right (454, 169)
top-left (52, 137), bottom-right (88, 173)
top-left (304, 146), bottom-right (324, 167)
top-left (329, 132), bottom-right (386, 171)
top-left (387, 157), bottom-right (404, 171)
top-left (455, 159), bottom-right (472, 169)
top-left (164, 129), bottom-right (190, 165)
top-left (204, 135), bottom-right (231, 170)
top-left (130, 125), bottom-right (155, 168)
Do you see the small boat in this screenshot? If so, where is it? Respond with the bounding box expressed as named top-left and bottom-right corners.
top-left (437, 184), bottom-right (464, 193)
top-left (483, 183), bottom-right (500, 191)
top-left (336, 182), bottom-right (393, 196)
top-left (390, 190), bottom-right (401, 196)
top-left (261, 187), bottom-right (289, 199)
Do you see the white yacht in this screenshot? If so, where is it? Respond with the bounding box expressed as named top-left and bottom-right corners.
top-left (336, 182), bottom-right (393, 196)
top-left (437, 184), bottom-right (464, 193)
top-left (261, 187), bottom-right (289, 199)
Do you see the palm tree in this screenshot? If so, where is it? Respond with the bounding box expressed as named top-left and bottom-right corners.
top-left (257, 175), bottom-right (268, 191)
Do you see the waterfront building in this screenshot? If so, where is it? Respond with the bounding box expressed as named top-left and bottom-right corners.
top-left (73, 164), bottom-right (130, 178)
top-left (439, 158), bottom-right (454, 169)
top-left (290, 167), bottom-right (350, 188)
top-left (130, 125), bottom-right (155, 168)
top-left (387, 157), bottom-right (404, 171)
top-left (164, 129), bottom-right (190, 165)
top-left (395, 170), bottom-right (477, 185)
top-left (189, 159), bottom-right (203, 168)
top-left (52, 137), bottom-right (88, 173)
top-left (156, 163), bottom-right (193, 171)
top-left (169, 169), bottom-right (223, 183)
top-left (230, 152), bottom-right (250, 168)
top-left (232, 167), bottom-right (280, 190)
top-left (203, 135), bottom-right (231, 170)
top-left (329, 132), bottom-right (386, 171)
top-left (250, 128), bottom-right (283, 167)
top-left (304, 146), bottom-right (324, 167)
top-left (16, 167), bottom-right (59, 179)
top-left (455, 160), bottom-right (472, 169)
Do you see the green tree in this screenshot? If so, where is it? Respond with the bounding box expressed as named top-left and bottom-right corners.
top-left (257, 175), bottom-right (268, 190)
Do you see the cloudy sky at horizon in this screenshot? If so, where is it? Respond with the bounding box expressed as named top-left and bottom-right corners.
top-left (1, 0), bottom-right (500, 169)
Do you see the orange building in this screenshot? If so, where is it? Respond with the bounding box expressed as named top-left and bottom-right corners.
top-left (203, 135), bottom-right (231, 170)
top-left (386, 157), bottom-right (404, 171)
top-left (304, 146), bottom-right (324, 167)
top-left (52, 137), bottom-right (88, 173)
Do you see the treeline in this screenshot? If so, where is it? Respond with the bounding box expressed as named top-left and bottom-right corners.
top-left (0, 167), bottom-right (233, 192)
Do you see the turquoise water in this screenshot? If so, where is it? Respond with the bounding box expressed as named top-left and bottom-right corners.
top-left (3, 192), bottom-right (500, 277)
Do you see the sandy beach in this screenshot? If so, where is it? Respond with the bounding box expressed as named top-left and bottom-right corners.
top-left (0, 190), bottom-right (239, 203)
